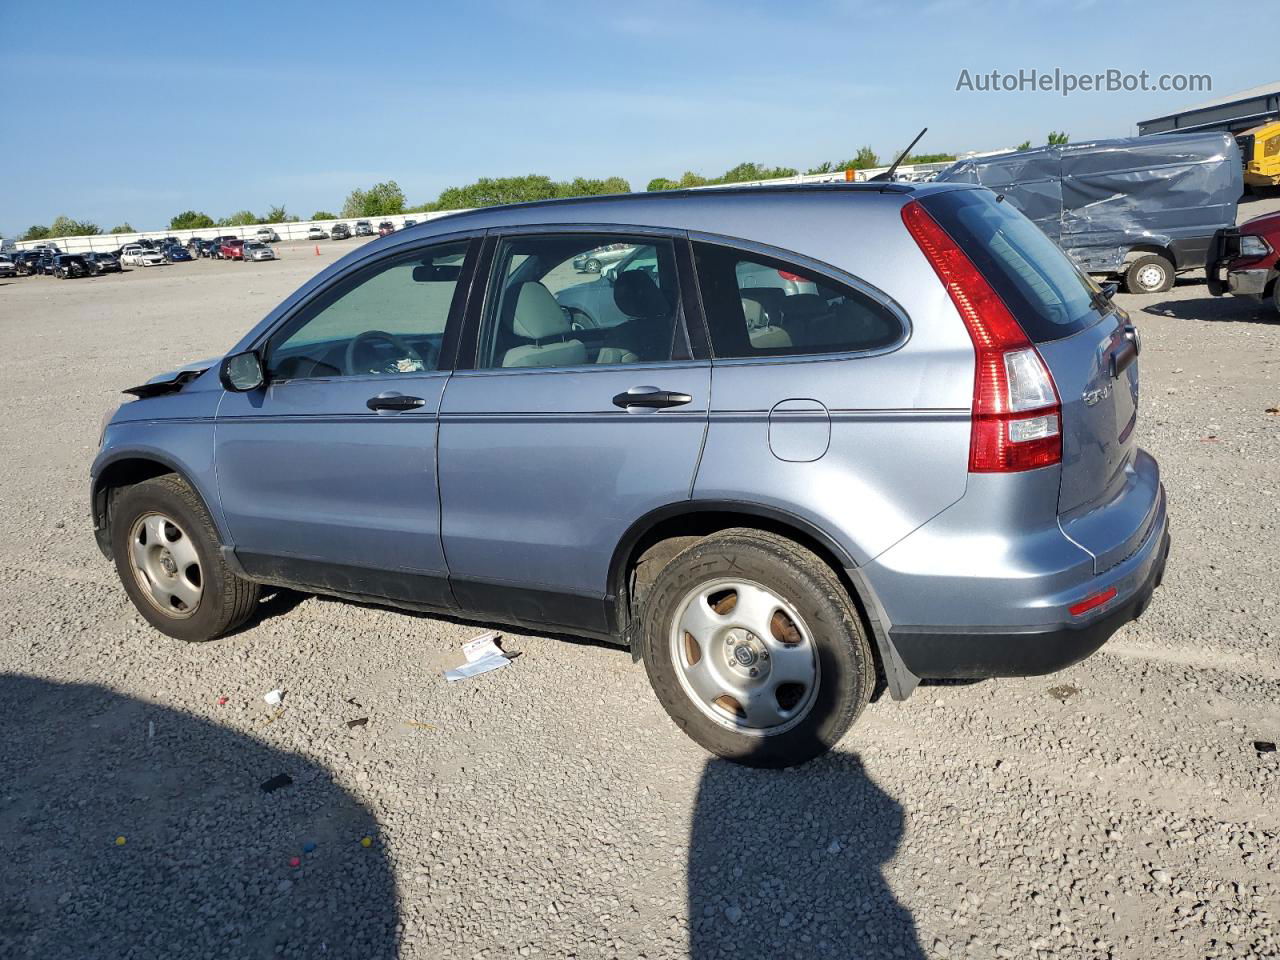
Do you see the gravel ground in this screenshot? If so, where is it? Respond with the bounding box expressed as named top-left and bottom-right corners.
top-left (1, 201), bottom-right (1278, 960)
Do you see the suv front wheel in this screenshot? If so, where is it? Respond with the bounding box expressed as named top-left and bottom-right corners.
top-left (110, 474), bottom-right (260, 642)
top-left (640, 529), bottom-right (874, 768)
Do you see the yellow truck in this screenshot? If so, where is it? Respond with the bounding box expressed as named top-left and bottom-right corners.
top-left (1239, 121), bottom-right (1280, 188)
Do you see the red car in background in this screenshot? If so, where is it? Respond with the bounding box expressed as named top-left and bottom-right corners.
top-left (1209, 211), bottom-right (1280, 314)
top-left (377, 221), bottom-right (395, 237)
top-left (219, 238), bottom-right (246, 261)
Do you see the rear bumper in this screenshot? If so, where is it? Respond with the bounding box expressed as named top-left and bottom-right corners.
top-left (1226, 268), bottom-right (1270, 297)
top-left (889, 521), bottom-right (1169, 680)
top-left (856, 458), bottom-right (1169, 694)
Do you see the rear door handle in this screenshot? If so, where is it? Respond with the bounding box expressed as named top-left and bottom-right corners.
top-left (612, 386), bottom-right (693, 410)
top-left (1109, 340), bottom-right (1138, 379)
top-left (1123, 323), bottom-right (1140, 354)
top-left (367, 392), bottom-right (426, 412)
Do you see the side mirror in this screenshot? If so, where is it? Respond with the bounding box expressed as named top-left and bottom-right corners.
top-left (220, 350), bottom-right (265, 392)
top-left (602, 265), bottom-right (617, 284)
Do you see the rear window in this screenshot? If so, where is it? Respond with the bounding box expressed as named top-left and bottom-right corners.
top-left (921, 188), bottom-right (1104, 343)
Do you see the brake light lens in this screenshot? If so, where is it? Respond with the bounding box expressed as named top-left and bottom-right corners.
top-left (901, 200), bottom-right (1062, 472)
top-left (777, 269), bottom-right (807, 283)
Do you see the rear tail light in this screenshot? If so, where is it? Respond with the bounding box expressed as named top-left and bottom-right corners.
top-left (901, 200), bottom-right (1062, 472)
top-left (777, 269), bottom-right (808, 283)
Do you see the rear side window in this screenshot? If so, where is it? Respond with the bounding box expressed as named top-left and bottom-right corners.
top-left (920, 189), bottom-right (1103, 343)
top-left (692, 242), bottom-right (902, 359)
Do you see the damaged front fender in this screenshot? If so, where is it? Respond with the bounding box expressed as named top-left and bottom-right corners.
top-left (122, 356), bottom-right (220, 399)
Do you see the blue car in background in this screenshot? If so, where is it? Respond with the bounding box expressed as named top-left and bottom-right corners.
top-left (162, 244), bottom-right (193, 263)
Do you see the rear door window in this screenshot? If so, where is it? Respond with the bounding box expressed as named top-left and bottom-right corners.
top-left (691, 242), bottom-right (903, 359)
top-left (476, 234), bottom-right (681, 369)
top-left (920, 188), bottom-right (1104, 343)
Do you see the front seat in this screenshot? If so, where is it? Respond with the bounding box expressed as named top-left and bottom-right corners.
top-left (501, 282), bottom-right (588, 368)
top-left (602, 270), bottom-right (670, 362)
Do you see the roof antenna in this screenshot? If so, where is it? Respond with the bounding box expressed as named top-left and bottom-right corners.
top-left (869, 127), bottom-right (928, 183)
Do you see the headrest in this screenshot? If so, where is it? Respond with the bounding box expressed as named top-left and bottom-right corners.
top-left (613, 270), bottom-right (669, 320)
top-left (782, 293), bottom-right (826, 321)
top-left (512, 282), bottom-right (569, 341)
top-left (411, 263), bottom-right (463, 282)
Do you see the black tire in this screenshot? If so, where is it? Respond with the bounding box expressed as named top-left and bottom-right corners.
top-left (110, 474), bottom-right (260, 642)
top-left (1124, 254), bottom-right (1174, 294)
top-left (640, 528), bottom-right (875, 768)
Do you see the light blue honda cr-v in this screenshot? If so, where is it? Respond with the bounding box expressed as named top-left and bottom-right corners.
top-left (92, 183), bottom-right (1170, 767)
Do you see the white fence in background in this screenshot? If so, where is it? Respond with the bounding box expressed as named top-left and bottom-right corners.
top-left (9, 210), bottom-right (460, 254)
top-left (693, 161), bottom-right (955, 190)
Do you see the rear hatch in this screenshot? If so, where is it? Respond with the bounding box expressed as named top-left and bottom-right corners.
top-left (922, 188), bottom-right (1156, 572)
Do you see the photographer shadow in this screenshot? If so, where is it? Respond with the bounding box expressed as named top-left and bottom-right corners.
top-left (688, 751), bottom-right (924, 960)
top-left (0, 675), bottom-right (399, 959)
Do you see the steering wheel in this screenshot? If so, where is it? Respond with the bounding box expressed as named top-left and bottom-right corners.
top-left (563, 306), bottom-right (596, 332)
top-left (344, 329), bottom-right (427, 376)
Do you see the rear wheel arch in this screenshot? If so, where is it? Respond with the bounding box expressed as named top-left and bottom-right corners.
top-left (610, 502), bottom-right (902, 665)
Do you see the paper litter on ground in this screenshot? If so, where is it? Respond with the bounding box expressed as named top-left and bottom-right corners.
top-left (444, 631), bottom-right (511, 682)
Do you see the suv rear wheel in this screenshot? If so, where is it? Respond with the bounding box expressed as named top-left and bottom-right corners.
top-left (640, 528), bottom-right (874, 768)
top-left (110, 475), bottom-right (260, 642)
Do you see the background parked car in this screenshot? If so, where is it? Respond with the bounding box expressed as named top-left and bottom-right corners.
top-left (354, 220), bottom-right (373, 236)
top-left (330, 223), bottom-right (352, 240)
top-left (572, 243), bottom-right (632, 273)
top-left (13, 250), bottom-right (44, 275)
top-left (1209, 210), bottom-right (1280, 314)
top-left (377, 221), bottom-right (395, 236)
top-left (206, 236), bottom-right (239, 259)
top-left (52, 254), bottom-right (89, 279)
top-left (307, 226), bottom-right (329, 240)
top-left (242, 241), bottom-right (276, 262)
top-left (403, 219), bottom-right (417, 229)
top-left (186, 237), bottom-right (205, 257)
top-left (120, 246), bottom-right (165, 267)
top-left (256, 227), bottom-right (281, 243)
top-left (936, 131), bottom-right (1242, 293)
top-left (0, 255), bottom-right (16, 278)
top-left (162, 244), bottom-right (193, 263)
top-left (219, 238), bottom-right (246, 261)
top-left (83, 252), bottom-right (122, 275)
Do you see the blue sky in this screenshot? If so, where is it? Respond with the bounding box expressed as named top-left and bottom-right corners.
top-left (0, 0), bottom-right (1267, 235)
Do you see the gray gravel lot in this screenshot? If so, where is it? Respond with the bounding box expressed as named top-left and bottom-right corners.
top-left (1, 204), bottom-right (1278, 960)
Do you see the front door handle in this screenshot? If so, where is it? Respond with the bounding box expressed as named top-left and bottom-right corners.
top-left (612, 386), bottom-right (693, 410)
top-left (367, 393), bottom-right (426, 412)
